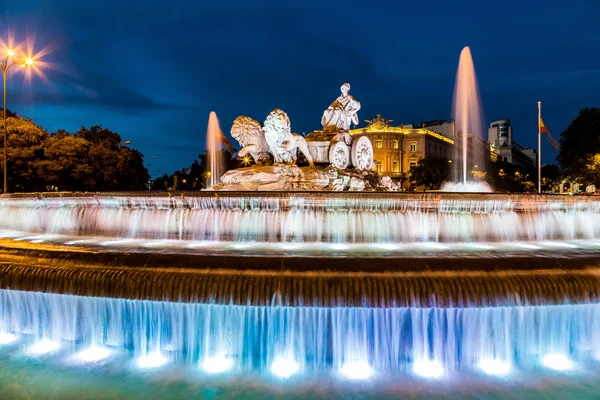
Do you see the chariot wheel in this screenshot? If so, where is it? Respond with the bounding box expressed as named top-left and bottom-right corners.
top-left (351, 136), bottom-right (374, 170)
top-left (328, 141), bottom-right (350, 169)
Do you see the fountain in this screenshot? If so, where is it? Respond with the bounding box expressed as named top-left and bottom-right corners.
top-left (1, 71), bottom-right (600, 399)
top-left (205, 111), bottom-right (229, 188)
top-left (441, 46), bottom-right (492, 193)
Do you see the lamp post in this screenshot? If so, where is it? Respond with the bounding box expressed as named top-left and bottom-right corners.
top-left (1, 50), bottom-right (34, 193)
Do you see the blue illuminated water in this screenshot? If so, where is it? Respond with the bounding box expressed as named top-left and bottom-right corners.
top-left (2, 288), bottom-right (600, 395)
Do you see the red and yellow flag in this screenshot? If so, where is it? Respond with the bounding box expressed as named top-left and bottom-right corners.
top-left (539, 117), bottom-right (549, 134)
top-left (539, 117), bottom-right (559, 150)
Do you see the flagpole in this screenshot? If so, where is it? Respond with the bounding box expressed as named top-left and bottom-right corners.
top-left (538, 101), bottom-right (542, 193)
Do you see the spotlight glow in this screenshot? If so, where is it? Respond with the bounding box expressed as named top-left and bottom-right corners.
top-left (271, 357), bottom-right (300, 378)
top-left (73, 346), bottom-right (112, 362)
top-left (514, 243), bottom-right (541, 250)
top-left (541, 241), bottom-right (578, 249)
top-left (330, 243), bottom-right (349, 250)
top-left (413, 359), bottom-right (444, 378)
top-left (136, 352), bottom-right (169, 369)
top-left (340, 361), bottom-right (373, 380)
top-left (27, 339), bottom-right (60, 355)
top-left (479, 359), bottom-right (511, 376)
top-left (0, 332), bottom-right (18, 345)
top-left (202, 355), bottom-right (233, 374)
top-left (376, 243), bottom-right (398, 250)
top-left (542, 354), bottom-right (574, 371)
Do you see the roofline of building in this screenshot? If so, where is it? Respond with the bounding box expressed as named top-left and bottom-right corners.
top-left (349, 126), bottom-right (455, 144)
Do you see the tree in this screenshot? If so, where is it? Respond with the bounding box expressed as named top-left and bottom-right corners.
top-left (0, 117), bottom-right (48, 192)
top-left (558, 107), bottom-right (600, 186)
top-left (72, 126), bottom-right (149, 191)
top-left (410, 156), bottom-right (450, 190)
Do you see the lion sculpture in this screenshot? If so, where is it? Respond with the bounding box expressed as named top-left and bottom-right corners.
top-left (230, 116), bottom-right (272, 165)
top-left (263, 109), bottom-right (314, 167)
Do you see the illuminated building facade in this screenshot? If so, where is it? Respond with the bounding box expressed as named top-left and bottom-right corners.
top-left (349, 115), bottom-right (454, 179)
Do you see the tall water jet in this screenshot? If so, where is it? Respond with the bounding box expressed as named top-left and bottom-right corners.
top-left (449, 46), bottom-right (490, 192)
top-left (205, 112), bottom-right (230, 188)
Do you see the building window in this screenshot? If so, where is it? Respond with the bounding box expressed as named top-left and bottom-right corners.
top-left (409, 142), bottom-right (417, 152)
top-left (392, 161), bottom-right (399, 172)
top-left (409, 160), bottom-right (418, 169)
top-left (393, 140), bottom-right (399, 149)
top-left (376, 139), bottom-right (383, 149)
top-left (376, 161), bottom-right (382, 172)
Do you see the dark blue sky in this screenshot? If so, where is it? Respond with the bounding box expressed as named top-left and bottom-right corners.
top-left (3, 0), bottom-right (599, 175)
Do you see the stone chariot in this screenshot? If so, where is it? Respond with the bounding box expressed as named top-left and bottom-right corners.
top-left (305, 131), bottom-right (373, 170)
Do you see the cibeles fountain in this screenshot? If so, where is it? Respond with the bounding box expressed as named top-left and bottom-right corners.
top-left (209, 82), bottom-right (398, 192)
top-left (1, 48), bottom-right (600, 399)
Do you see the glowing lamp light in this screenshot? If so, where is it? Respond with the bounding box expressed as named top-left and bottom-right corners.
top-left (25, 57), bottom-right (34, 66)
top-left (136, 352), bottom-right (169, 369)
top-left (73, 346), bottom-right (112, 363)
top-left (0, 332), bottom-right (18, 345)
top-left (6, 49), bottom-right (14, 57)
top-left (271, 357), bottom-right (300, 378)
top-left (27, 339), bottom-right (60, 355)
top-left (202, 355), bottom-right (233, 374)
top-left (340, 361), bottom-right (373, 380)
top-left (479, 359), bottom-right (511, 376)
top-left (542, 354), bottom-right (574, 371)
top-left (413, 359), bottom-right (444, 378)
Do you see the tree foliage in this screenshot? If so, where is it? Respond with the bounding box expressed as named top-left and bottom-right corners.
top-left (558, 107), bottom-right (600, 186)
top-left (0, 117), bottom-right (149, 192)
top-left (409, 156), bottom-right (450, 190)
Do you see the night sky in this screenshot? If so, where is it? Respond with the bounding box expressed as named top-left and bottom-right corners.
top-left (3, 0), bottom-right (599, 176)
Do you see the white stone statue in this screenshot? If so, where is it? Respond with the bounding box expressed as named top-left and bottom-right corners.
top-left (230, 116), bottom-right (272, 165)
top-left (321, 83), bottom-right (361, 131)
top-left (263, 109), bottom-right (314, 167)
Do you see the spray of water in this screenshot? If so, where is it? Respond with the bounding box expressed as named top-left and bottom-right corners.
top-left (206, 112), bottom-right (226, 188)
top-left (443, 46), bottom-right (490, 192)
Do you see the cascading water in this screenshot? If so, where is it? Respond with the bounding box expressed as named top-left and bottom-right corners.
top-left (2, 288), bottom-right (600, 379)
top-left (2, 193), bottom-right (600, 397)
top-left (442, 46), bottom-right (492, 193)
top-left (1, 194), bottom-right (600, 245)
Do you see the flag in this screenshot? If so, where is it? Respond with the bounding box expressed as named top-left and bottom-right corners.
top-left (539, 117), bottom-right (560, 151)
top-left (539, 118), bottom-right (549, 134)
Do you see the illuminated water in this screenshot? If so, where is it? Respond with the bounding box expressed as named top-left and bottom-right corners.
top-left (452, 46), bottom-right (486, 186)
top-left (1, 195), bottom-right (600, 246)
top-left (1, 289), bottom-right (600, 398)
top-left (206, 112), bottom-right (227, 188)
top-left (2, 194), bottom-right (600, 397)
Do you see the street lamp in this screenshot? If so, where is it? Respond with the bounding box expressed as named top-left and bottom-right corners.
top-left (1, 49), bottom-right (36, 193)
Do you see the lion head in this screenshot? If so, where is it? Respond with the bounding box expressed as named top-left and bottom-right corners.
top-left (263, 109), bottom-right (291, 148)
top-left (230, 116), bottom-right (263, 147)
